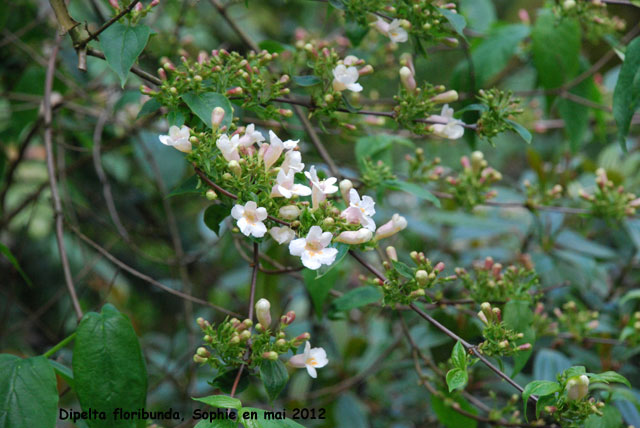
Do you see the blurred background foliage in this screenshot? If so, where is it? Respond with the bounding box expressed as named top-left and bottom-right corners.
top-left (1, 0), bottom-right (640, 427)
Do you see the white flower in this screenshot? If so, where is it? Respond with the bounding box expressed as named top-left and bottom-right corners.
top-left (566, 375), bottom-right (589, 401)
top-left (255, 298), bottom-right (272, 328)
top-left (305, 166), bottom-right (339, 209)
top-left (238, 124), bottom-right (265, 148)
top-left (334, 228), bottom-right (373, 245)
top-left (341, 189), bottom-right (376, 231)
top-left (281, 150), bottom-right (305, 174)
top-left (332, 65), bottom-right (363, 93)
top-left (374, 18), bottom-right (408, 43)
top-left (269, 226), bottom-right (296, 244)
top-left (288, 341), bottom-right (328, 378)
top-left (427, 104), bottom-right (465, 140)
top-left (375, 214), bottom-right (408, 240)
top-left (289, 226), bottom-right (338, 270)
top-left (216, 134), bottom-right (241, 161)
top-left (279, 205), bottom-right (301, 220)
top-left (231, 201), bottom-right (268, 238)
top-left (159, 125), bottom-right (191, 153)
top-left (261, 131), bottom-right (286, 170)
top-left (271, 169), bottom-right (312, 198)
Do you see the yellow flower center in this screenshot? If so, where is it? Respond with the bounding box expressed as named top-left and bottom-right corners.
top-left (306, 357), bottom-right (318, 367)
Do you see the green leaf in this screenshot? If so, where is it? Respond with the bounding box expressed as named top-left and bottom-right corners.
top-left (345, 21), bottom-right (370, 47)
top-left (259, 360), bottom-right (289, 402)
top-left (391, 260), bottom-right (414, 279)
top-left (354, 134), bottom-right (413, 168)
top-left (431, 393), bottom-right (478, 428)
top-left (192, 394), bottom-right (242, 410)
top-left (505, 119), bottom-right (532, 144)
top-left (210, 369), bottom-right (249, 395)
top-left (136, 98), bottom-right (161, 119)
top-left (182, 92), bottom-right (233, 129)
top-left (531, 11), bottom-right (580, 90)
top-left (438, 8), bottom-right (467, 39)
top-left (48, 360), bottom-right (74, 388)
top-left (587, 371), bottom-right (631, 388)
top-left (204, 204), bottom-right (229, 236)
top-left (522, 380), bottom-right (560, 419)
top-left (451, 341), bottom-right (467, 370)
top-left (303, 267), bottom-right (338, 317)
top-left (0, 242), bottom-right (33, 287)
top-left (72, 304), bottom-right (147, 428)
top-left (99, 23), bottom-right (150, 87)
top-left (620, 289), bottom-right (640, 306)
top-left (168, 110), bottom-right (185, 127)
top-left (258, 40), bottom-right (293, 53)
top-left (239, 408), bottom-right (305, 428)
top-left (331, 286), bottom-right (382, 312)
top-left (459, 0), bottom-right (496, 34)
top-left (451, 24), bottom-right (529, 91)
top-left (383, 180), bottom-right (441, 207)
top-left (0, 355), bottom-right (58, 428)
top-left (335, 393), bottom-right (368, 428)
top-left (446, 368), bottom-right (468, 392)
top-left (613, 37), bottom-right (640, 149)
top-left (194, 419), bottom-right (238, 428)
top-left (292, 75), bottom-right (322, 86)
top-left (503, 300), bottom-right (535, 376)
top-left (585, 406), bottom-right (623, 428)
top-left (168, 174), bottom-right (200, 197)
top-left (563, 366), bottom-right (587, 378)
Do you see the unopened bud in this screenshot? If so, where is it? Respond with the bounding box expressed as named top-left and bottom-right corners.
top-left (255, 298), bottom-right (272, 328)
top-left (339, 179), bottom-right (354, 202)
top-left (227, 87), bottom-right (243, 96)
top-left (386, 246), bottom-right (398, 261)
top-left (196, 347), bottom-right (210, 358)
top-left (211, 107), bottom-right (225, 129)
top-left (205, 189), bottom-right (218, 200)
top-left (279, 205), bottom-right (300, 220)
top-left (416, 270), bottom-right (429, 286)
top-left (430, 90), bottom-right (459, 104)
top-left (399, 66), bottom-right (416, 92)
top-left (281, 310), bottom-right (296, 325)
top-left (262, 351), bottom-right (279, 361)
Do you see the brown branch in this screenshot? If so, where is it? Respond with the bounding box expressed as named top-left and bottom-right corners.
top-left (86, 48), bottom-right (162, 85)
top-left (67, 224), bottom-right (241, 317)
top-left (77, 0), bottom-right (141, 48)
top-left (209, 0), bottom-right (260, 52)
top-left (44, 35), bottom-right (84, 321)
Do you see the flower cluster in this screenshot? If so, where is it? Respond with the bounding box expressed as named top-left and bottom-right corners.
top-left (109, 0), bottom-right (159, 24)
top-left (477, 302), bottom-right (532, 357)
top-left (578, 168), bottom-right (640, 220)
top-left (554, 0), bottom-right (625, 41)
top-left (194, 299), bottom-right (328, 379)
top-left (553, 301), bottom-right (600, 342)
top-left (474, 89), bottom-right (526, 144)
top-left (159, 114), bottom-right (408, 271)
top-left (457, 257), bottom-right (539, 302)
top-left (444, 152), bottom-right (503, 210)
top-left (373, 247), bottom-right (455, 306)
top-left (147, 49), bottom-right (292, 121)
top-left (394, 54), bottom-right (464, 137)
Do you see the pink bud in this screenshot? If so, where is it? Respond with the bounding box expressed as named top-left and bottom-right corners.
top-left (518, 9), bottom-right (530, 24)
top-left (226, 86), bottom-right (243, 96)
top-left (358, 65), bottom-right (374, 76)
top-left (484, 257), bottom-right (494, 270)
top-left (211, 107), bottom-right (225, 128)
top-left (157, 68), bottom-right (167, 80)
top-left (434, 262), bottom-right (445, 273)
top-left (460, 156), bottom-right (471, 170)
top-left (281, 311), bottom-right (296, 325)
top-left (150, 0), bottom-right (160, 6)
top-left (399, 66), bottom-right (416, 92)
top-left (197, 51), bottom-right (208, 64)
top-left (109, 0), bottom-right (119, 8)
top-left (134, 2), bottom-right (143, 11)
top-left (518, 343), bottom-right (532, 351)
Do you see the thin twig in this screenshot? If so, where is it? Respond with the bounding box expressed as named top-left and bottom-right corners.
top-left (43, 35), bottom-right (83, 321)
top-left (77, 0), bottom-right (141, 47)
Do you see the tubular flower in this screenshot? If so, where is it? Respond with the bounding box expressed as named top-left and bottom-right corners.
top-left (332, 65), bottom-right (363, 93)
top-left (255, 298), bottom-right (272, 328)
top-left (334, 228), bottom-right (373, 245)
top-left (271, 170), bottom-right (312, 198)
top-left (260, 131), bottom-right (285, 170)
top-left (281, 150), bottom-right (305, 174)
top-left (375, 214), bottom-right (407, 240)
top-left (374, 18), bottom-right (408, 43)
top-left (238, 123), bottom-right (265, 148)
top-left (159, 125), bottom-right (191, 153)
top-left (231, 201), bottom-right (268, 238)
top-left (427, 104), bottom-right (465, 140)
top-left (269, 226), bottom-right (296, 244)
top-left (216, 134), bottom-right (241, 161)
top-left (288, 341), bottom-right (328, 378)
top-left (566, 375), bottom-right (590, 401)
top-left (289, 226), bottom-right (338, 270)
top-left (305, 166), bottom-right (338, 209)
top-left (341, 188), bottom-right (376, 231)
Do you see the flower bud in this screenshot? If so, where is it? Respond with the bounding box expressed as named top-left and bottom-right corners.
top-left (240, 330), bottom-right (251, 341)
top-left (196, 317), bottom-right (206, 329)
top-left (281, 310), bottom-right (296, 326)
top-left (293, 332), bottom-right (311, 346)
top-left (375, 214), bottom-right (408, 240)
top-left (386, 246), bottom-right (398, 261)
top-left (410, 289), bottom-right (426, 298)
top-left (358, 65), bottom-right (374, 76)
top-left (196, 347), bottom-right (210, 358)
top-left (211, 107), bottom-right (225, 129)
top-left (434, 262), bottom-right (445, 273)
top-left (339, 179), bottom-right (354, 202)
top-left (262, 351), bottom-right (279, 361)
top-left (228, 160), bottom-right (241, 176)
top-left (193, 355), bottom-right (207, 363)
top-left (205, 189), bottom-right (217, 200)
top-left (416, 270), bottom-right (429, 286)
top-left (279, 205), bottom-right (301, 220)
top-left (517, 343), bottom-right (532, 351)
top-left (399, 66), bottom-right (416, 92)
top-left (566, 375), bottom-right (589, 400)
top-left (430, 90), bottom-right (459, 104)
top-left (227, 86), bottom-right (243, 96)
top-left (109, 0), bottom-right (119, 8)
top-left (255, 298), bottom-right (272, 328)
top-left (335, 228), bottom-right (373, 245)
top-left (278, 109), bottom-right (293, 117)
